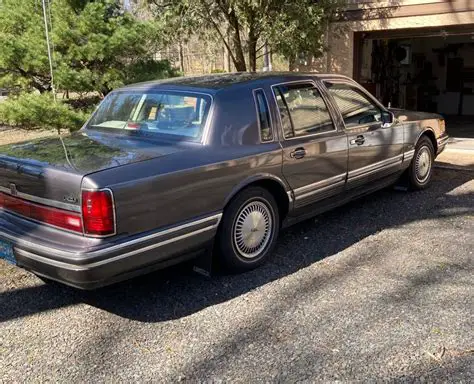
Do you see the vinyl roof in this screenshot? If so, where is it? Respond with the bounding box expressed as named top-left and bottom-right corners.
top-left (119, 72), bottom-right (350, 93)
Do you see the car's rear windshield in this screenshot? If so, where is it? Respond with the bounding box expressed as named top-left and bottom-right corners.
top-left (87, 90), bottom-right (212, 142)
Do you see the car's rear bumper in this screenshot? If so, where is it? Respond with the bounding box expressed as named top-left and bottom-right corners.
top-left (0, 211), bottom-right (221, 289)
top-left (437, 133), bottom-right (449, 155)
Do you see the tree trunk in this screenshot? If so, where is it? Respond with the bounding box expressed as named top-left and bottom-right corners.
top-left (35, 83), bottom-right (52, 94)
top-left (247, 12), bottom-right (258, 72)
top-left (224, 27), bottom-right (231, 72)
top-left (227, 10), bottom-right (246, 72)
top-left (179, 41), bottom-right (185, 73)
top-left (248, 41), bottom-right (257, 72)
top-left (263, 43), bottom-right (272, 72)
top-left (248, 24), bottom-right (257, 72)
top-left (289, 54), bottom-right (297, 72)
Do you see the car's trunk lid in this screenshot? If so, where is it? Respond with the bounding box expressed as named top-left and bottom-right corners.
top-left (0, 130), bottom-right (186, 211)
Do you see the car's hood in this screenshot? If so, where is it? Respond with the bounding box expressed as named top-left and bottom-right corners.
top-left (0, 130), bottom-right (186, 175)
top-left (389, 108), bottom-right (442, 122)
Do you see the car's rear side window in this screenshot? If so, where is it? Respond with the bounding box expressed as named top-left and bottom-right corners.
top-left (254, 89), bottom-right (273, 142)
top-left (274, 82), bottom-right (335, 139)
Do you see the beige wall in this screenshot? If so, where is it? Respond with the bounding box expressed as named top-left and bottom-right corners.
top-left (347, 0), bottom-right (449, 8)
top-left (315, 10), bottom-right (474, 77)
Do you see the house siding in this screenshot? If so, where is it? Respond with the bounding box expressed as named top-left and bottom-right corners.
top-left (309, 0), bottom-right (474, 77)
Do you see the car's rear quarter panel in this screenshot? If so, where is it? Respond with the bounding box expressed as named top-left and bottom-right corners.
top-left (83, 145), bottom-right (284, 236)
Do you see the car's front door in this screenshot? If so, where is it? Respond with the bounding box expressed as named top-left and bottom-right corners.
top-left (322, 80), bottom-right (404, 189)
top-left (272, 81), bottom-right (348, 209)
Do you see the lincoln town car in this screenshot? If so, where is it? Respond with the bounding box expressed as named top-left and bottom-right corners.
top-left (0, 73), bottom-right (449, 288)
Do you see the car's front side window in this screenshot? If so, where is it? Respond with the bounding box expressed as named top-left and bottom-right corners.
top-left (324, 82), bottom-right (381, 129)
top-left (87, 91), bottom-right (212, 142)
top-left (274, 82), bottom-right (335, 139)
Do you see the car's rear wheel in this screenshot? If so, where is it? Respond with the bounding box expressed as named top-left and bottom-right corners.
top-left (216, 187), bottom-right (280, 272)
top-left (408, 136), bottom-right (435, 190)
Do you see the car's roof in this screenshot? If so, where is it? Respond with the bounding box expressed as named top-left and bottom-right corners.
top-left (118, 72), bottom-right (351, 94)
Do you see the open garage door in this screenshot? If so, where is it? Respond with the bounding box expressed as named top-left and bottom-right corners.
top-left (354, 25), bottom-right (474, 138)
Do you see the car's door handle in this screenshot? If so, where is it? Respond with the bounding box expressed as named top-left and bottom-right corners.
top-left (350, 135), bottom-right (365, 146)
top-left (290, 147), bottom-right (306, 159)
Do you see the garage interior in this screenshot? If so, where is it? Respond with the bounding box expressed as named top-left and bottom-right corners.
top-left (354, 25), bottom-right (474, 138)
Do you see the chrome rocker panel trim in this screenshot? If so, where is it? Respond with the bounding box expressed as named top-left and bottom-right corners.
top-left (294, 173), bottom-right (346, 202)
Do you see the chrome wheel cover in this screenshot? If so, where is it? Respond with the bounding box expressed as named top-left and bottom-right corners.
top-left (233, 200), bottom-right (273, 259)
top-left (415, 146), bottom-right (432, 183)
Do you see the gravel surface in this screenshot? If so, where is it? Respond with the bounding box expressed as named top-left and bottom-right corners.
top-left (1, 168), bottom-right (473, 382)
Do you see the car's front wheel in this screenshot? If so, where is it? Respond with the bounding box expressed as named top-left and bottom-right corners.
top-left (216, 187), bottom-right (280, 272)
top-left (408, 136), bottom-right (435, 190)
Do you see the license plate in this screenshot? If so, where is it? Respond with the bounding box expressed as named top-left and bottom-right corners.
top-left (0, 239), bottom-right (16, 265)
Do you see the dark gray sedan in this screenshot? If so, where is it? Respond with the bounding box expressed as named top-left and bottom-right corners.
top-left (0, 73), bottom-right (449, 289)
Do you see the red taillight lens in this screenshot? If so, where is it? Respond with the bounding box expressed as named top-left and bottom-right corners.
top-left (126, 122), bottom-right (140, 129)
top-left (0, 192), bottom-right (82, 233)
top-left (81, 190), bottom-right (115, 236)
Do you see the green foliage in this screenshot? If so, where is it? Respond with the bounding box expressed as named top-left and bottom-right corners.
top-left (0, 0), bottom-right (177, 95)
top-left (146, 0), bottom-right (343, 71)
top-left (64, 95), bottom-right (103, 115)
top-left (122, 59), bottom-right (179, 85)
top-left (211, 68), bottom-right (227, 74)
top-left (0, 0), bottom-right (51, 91)
top-left (0, 93), bottom-right (87, 132)
top-left (265, 0), bottom-right (343, 63)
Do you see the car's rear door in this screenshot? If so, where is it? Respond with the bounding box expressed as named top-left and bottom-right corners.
top-left (272, 80), bottom-right (348, 209)
top-left (321, 79), bottom-right (404, 189)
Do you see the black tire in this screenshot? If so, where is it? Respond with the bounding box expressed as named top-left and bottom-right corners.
top-left (408, 136), bottom-right (435, 190)
top-left (216, 186), bottom-right (280, 272)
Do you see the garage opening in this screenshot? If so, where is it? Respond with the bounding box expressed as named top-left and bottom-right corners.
top-left (354, 25), bottom-right (474, 138)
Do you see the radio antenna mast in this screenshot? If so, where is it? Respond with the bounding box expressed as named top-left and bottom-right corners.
top-left (41, 0), bottom-right (56, 101)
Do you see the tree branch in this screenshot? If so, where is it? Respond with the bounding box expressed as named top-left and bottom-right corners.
top-left (256, 50), bottom-right (273, 60)
top-left (256, 42), bottom-right (266, 53)
top-left (199, 7), bottom-right (238, 67)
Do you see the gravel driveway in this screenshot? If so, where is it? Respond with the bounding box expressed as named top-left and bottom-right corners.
top-left (1, 168), bottom-right (473, 382)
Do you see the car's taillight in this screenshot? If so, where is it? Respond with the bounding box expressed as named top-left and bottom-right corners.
top-left (81, 189), bottom-right (115, 236)
top-left (0, 192), bottom-right (83, 233)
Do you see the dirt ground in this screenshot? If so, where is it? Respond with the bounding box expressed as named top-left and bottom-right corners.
top-left (0, 127), bottom-right (57, 146)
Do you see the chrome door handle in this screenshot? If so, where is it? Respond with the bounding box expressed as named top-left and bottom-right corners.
top-left (290, 147), bottom-right (306, 159)
top-left (350, 135), bottom-right (365, 146)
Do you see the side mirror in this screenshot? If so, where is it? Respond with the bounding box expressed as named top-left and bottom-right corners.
top-left (381, 111), bottom-right (395, 128)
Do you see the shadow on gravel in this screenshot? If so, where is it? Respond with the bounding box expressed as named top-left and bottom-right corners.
top-left (1, 169), bottom-right (473, 323)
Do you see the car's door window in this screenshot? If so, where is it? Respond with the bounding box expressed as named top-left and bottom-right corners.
top-left (274, 82), bottom-right (335, 139)
top-left (254, 89), bottom-right (273, 142)
top-left (325, 82), bottom-right (382, 129)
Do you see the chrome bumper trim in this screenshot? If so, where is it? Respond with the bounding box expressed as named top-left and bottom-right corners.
top-left (0, 213), bottom-right (222, 263)
top-left (13, 220), bottom-right (220, 271)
